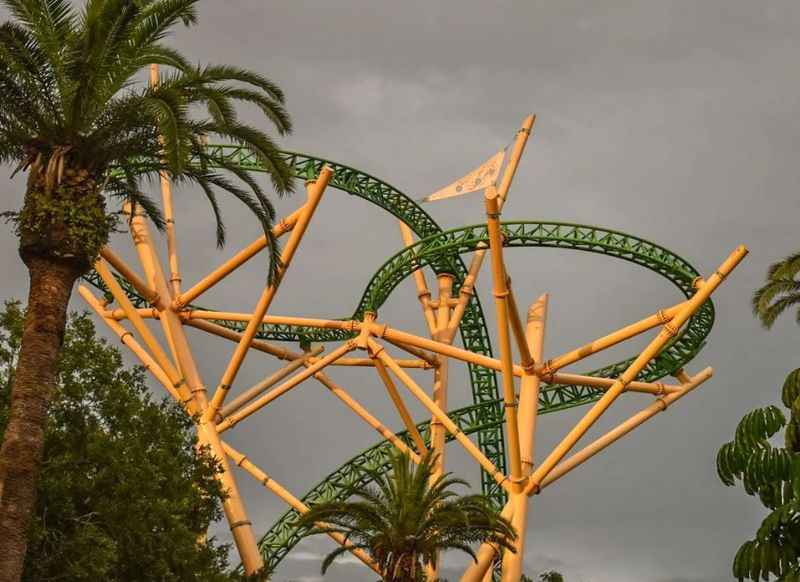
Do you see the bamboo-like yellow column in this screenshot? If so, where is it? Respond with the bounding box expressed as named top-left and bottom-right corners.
top-left (534, 367), bottom-right (713, 493)
top-left (185, 318), bottom-right (301, 361)
top-left (205, 167), bottom-right (333, 422)
top-left (220, 346), bottom-right (325, 419)
top-left (79, 286), bottom-right (190, 409)
top-left (174, 207), bottom-right (302, 308)
top-left (501, 294), bottom-right (548, 582)
top-left (127, 206), bottom-right (264, 573)
top-left (426, 274), bottom-right (454, 582)
top-left (99, 246), bottom-right (159, 305)
top-left (368, 338), bottom-right (513, 495)
top-left (444, 114), bottom-right (536, 344)
top-left (222, 441), bottom-right (382, 575)
top-left (535, 299), bottom-right (691, 377)
top-left (308, 367), bottom-right (421, 463)
top-left (484, 186), bottom-right (524, 486)
top-left (461, 503), bottom-right (515, 582)
top-left (399, 221), bottom-right (438, 335)
top-left (374, 359), bottom-right (428, 455)
top-left (217, 341), bottom-right (356, 432)
top-left (431, 274), bottom-right (453, 480)
top-left (524, 246), bottom-right (747, 494)
top-left (93, 259), bottom-right (190, 404)
top-left (150, 64), bottom-right (182, 297)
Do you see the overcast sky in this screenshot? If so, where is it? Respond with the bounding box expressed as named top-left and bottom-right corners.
top-left (3, 2), bottom-right (800, 581)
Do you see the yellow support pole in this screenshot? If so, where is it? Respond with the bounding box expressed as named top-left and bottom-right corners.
top-left (501, 294), bottom-right (547, 582)
top-left (545, 371), bottom-right (682, 396)
top-left (484, 186), bottom-right (524, 486)
top-left (524, 246), bottom-right (747, 494)
top-left (128, 205), bottom-right (264, 574)
top-left (368, 338), bottom-right (513, 495)
top-left (308, 367), bottom-right (421, 463)
top-left (221, 441), bottom-right (382, 575)
top-left (78, 286), bottom-right (189, 409)
top-left (533, 367), bottom-right (713, 493)
top-left (174, 207), bottom-right (302, 308)
top-left (206, 168), bottom-right (333, 422)
top-left (374, 358), bottom-right (428, 455)
top-left (217, 341), bottom-right (356, 433)
top-left (431, 274), bottom-right (453, 481)
top-left (150, 63), bottom-right (182, 297)
top-left (460, 503), bottom-right (515, 582)
top-left (99, 246), bottom-right (159, 306)
top-left (220, 346), bottom-right (325, 419)
top-left (535, 298), bottom-right (692, 378)
top-left (399, 221), bottom-right (438, 335)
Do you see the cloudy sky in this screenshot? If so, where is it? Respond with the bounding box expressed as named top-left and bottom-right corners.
top-left (3, 1), bottom-right (800, 581)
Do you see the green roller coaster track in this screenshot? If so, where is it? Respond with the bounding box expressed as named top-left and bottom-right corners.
top-left (83, 145), bottom-right (714, 575)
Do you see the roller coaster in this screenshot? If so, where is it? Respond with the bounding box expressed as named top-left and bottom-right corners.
top-left (79, 116), bottom-right (745, 581)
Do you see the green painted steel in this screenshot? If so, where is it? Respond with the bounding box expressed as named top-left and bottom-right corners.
top-left (82, 145), bottom-right (715, 575)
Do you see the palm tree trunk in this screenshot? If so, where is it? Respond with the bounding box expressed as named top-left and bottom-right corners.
top-left (0, 256), bottom-right (81, 582)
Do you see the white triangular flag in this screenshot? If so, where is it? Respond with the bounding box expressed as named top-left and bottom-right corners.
top-left (421, 148), bottom-right (506, 203)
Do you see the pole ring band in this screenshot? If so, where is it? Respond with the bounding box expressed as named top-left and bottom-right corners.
top-left (219, 383), bottom-right (231, 393)
top-left (715, 270), bottom-right (727, 281)
top-left (230, 520), bottom-right (252, 530)
top-left (174, 378), bottom-right (186, 388)
top-left (191, 385), bottom-right (206, 394)
top-left (487, 212), bottom-right (501, 219)
top-left (656, 309), bottom-right (669, 324)
top-left (504, 401), bottom-right (518, 409)
top-left (691, 276), bottom-right (704, 289)
top-left (656, 397), bottom-right (669, 411)
top-left (541, 360), bottom-right (555, 377)
top-left (165, 218), bottom-right (175, 224)
top-left (655, 383), bottom-right (666, 396)
top-left (493, 289), bottom-right (510, 298)
top-left (663, 322), bottom-right (678, 337)
top-left (119, 331), bottom-right (132, 343)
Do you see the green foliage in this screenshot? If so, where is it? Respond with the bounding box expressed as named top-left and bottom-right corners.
top-left (717, 376), bottom-right (800, 580)
top-left (0, 300), bottom-right (244, 581)
top-left (753, 252), bottom-right (800, 329)
top-left (0, 0), bottom-right (293, 277)
top-left (296, 451), bottom-right (517, 582)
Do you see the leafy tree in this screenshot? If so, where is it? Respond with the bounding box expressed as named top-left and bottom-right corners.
top-left (0, 0), bottom-right (293, 576)
top-left (0, 301), bottom-right (249, 580)
top-left (714, 258), bottom-right (800, 580)
top-left (296, 451), bottom-right (517, 582)
top-left (752, 252), bottom-right (800, 329)
top-left (537, 571), bottom-right (565, 582)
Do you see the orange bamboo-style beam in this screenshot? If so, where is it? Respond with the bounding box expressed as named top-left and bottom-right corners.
top-left (374, 358), bottom-right (428, 455)
top-left (79, 285), bottom-right (190, 409)
top-left (220, 346), bottom-right (325, 419)
top-left (183, 310), bottom-right (357, 332)
top-left (523, 245), bottom-right (747, 495)
top-left (506, 285), bottom-right (534, 370)
top-left (399, 221), bottom-right (438, 335)
top-left (368, 338), bottom-right (513, 495)
top-left (221, 441), bottom-right (382, 575)
top-left (502, 294), bottom-right (547, 581)
top-left (174, 206), bottom-right (303, 309)
top-left (309, 356), bottom-right (431, 369)
top-left (531, 367), bottom-right (713, 494)
top-left (430, 274), bottom-right (454, 484)
top-left (382, 336), bottom-right (439, 368)
top-left (497, 114), bottom-right (535, 206)
top-left (94, 259), bottom-right (184, 393)
top-left (127, 204), bottom-right (264, 573)
top-left (185, 318), bottom-right (302, 361)
top-left (99, 246), bottom-right (159, 306)
top-left (206, 168), bottom-right (333, 422)
top-left (535, 298), bottom-right (691, 377)
top-left (150, 64), bottom-right (182, 297)
top-left (484, 186), bottom-right (524, 486)
top-left (444, 115), bottom-right (535, 345)
top-left (545, 372), bottom-right (682, 396)
top-left (308, 367), bottom-right (421, 463)
top-left (217, 341), bottom-right (356, 433)
top-left (461, 503), bottom-right (515, 582)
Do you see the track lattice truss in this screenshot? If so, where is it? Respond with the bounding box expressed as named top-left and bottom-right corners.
top-left (80, 116), bottom-right (745, 581)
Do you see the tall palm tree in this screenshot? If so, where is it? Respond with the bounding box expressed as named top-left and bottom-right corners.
top-left (0, 1), bottom-right (293, 578)
top-left (752, 251), bottom-right (800, 327)
top-left (296, 452), bottom-right (517, 582)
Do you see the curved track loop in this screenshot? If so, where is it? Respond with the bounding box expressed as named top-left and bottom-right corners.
top-left (83, 146), bottom-right (714, 573)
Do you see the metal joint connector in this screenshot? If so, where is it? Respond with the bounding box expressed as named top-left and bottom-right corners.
top-left (662, 322), bottom-right (679, 337)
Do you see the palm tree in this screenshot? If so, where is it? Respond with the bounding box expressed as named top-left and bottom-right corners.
top-left (752, 251), bottom-right (800, 327)
top-left (0, 1), bottom-right (293, 578)
top-left (296, 451), bottom-right (517, 582)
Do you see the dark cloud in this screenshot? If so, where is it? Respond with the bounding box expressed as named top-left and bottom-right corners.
top-left (2, 1), bottom-right (799, 581)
